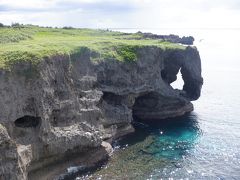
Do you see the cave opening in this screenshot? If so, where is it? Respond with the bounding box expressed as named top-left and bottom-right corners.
top-left (132, 92), bottom-right (159, 122)
top-left (14, 115), bottom-right (41, 128)
top-left (102, 91), bottom-right (123, 105)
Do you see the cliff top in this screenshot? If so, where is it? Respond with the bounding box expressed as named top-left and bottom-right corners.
top-left (0, 25), bottom-right (186, 69)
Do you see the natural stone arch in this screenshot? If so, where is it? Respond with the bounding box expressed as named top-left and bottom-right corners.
top-left (162, 48), bottom-right (203, 100)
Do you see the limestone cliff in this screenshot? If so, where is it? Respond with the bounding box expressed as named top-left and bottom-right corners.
top-left (0, 46), bottom-right (203, 179)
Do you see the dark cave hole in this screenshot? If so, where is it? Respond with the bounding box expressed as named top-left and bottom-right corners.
top-left (14, 115), bottom-right (41, 128)
top-left (132, 92), bottom-right (159, 121)
top-left (102, 91), bottom-right (123, 105)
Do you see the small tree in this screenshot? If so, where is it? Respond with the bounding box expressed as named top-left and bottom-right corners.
top-left (63, 26), bottom-right (74, 29)
top-left (0, 23), bottom-right (4, 27)
top-left (11, 23), bottom-right (24, 28)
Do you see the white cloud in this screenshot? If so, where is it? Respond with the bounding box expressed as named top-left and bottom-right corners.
top-left (0, 0), bottom-right (240, 28)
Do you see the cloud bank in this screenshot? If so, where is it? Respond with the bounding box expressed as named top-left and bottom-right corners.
top-left (0, 0), bottom-right (240, 28)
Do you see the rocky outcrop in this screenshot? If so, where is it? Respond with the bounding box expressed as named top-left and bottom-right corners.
top-left (0, 46), bottom-right (203, 179)
top-left (137, 31), bottom-right (195, 45)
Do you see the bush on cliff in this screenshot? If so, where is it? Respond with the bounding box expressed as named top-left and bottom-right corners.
top-left (116, 45), bottom-right (138, 61)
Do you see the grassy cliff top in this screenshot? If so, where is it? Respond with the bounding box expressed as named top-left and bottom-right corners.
top-left (0, 25), bottom-right (185, 69)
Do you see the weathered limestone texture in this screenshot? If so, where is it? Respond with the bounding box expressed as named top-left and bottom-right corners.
top-left (0, 46), bottom-right (203, 179)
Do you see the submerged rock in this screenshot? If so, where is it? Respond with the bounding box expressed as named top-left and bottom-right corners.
top-left (0, 45), bottom-right (202, 179)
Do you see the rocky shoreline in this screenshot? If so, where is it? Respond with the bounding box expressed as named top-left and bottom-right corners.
top-left (0, 44), bottom-right (203, 179)
top-left (136, 31), bottom-right (195, 45)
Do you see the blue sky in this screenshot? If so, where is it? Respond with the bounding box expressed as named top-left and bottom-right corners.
top-left (0, 0), bottom-right (240, 28)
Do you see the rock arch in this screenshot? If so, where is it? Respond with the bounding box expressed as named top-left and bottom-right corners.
top-left (162, 47), bottom-right (203, 100)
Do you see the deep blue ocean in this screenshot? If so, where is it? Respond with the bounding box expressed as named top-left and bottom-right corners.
top-left (79, 29), bottom-right (240, 179)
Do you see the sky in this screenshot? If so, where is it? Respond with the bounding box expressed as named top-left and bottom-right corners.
top-left (0, 0), bottom-right (240, 29)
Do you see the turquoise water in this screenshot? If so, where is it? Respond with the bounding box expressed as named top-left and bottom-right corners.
top-left (77, 29), bottom-right (240, 179)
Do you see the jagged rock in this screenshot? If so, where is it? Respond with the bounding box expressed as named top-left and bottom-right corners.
top-left (0, 124), bottom-right (26, 180)
top-left (137, 31), bottom-right (195, 45)
top-left (0, 46), bottom-right (203, 179)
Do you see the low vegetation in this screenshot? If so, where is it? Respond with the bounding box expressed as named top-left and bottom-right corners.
top-left (0, 25), bottom-right (185, 69)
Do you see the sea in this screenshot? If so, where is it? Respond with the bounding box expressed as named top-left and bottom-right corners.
top-left (78, 28), bottom-right (240, 179)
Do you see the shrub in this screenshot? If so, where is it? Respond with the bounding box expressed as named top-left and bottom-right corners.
top-left (63, 26), bottom-right (74, 29)
top-left (11, 23), bottom-right (24, 28)
top-left (116, 45), bottom-right (138, 61)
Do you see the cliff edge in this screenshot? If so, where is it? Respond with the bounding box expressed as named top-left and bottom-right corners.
top-left (0, 27), bottom-right (203, 180)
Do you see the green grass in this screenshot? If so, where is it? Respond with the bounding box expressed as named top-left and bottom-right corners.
top-left (0, 25), bottom-right (185, 69)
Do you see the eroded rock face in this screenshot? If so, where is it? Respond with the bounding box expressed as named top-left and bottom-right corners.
top-left (0, 124), bottom-right (26, 180)
top-left (0, 46), bottom-right (203, 179)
